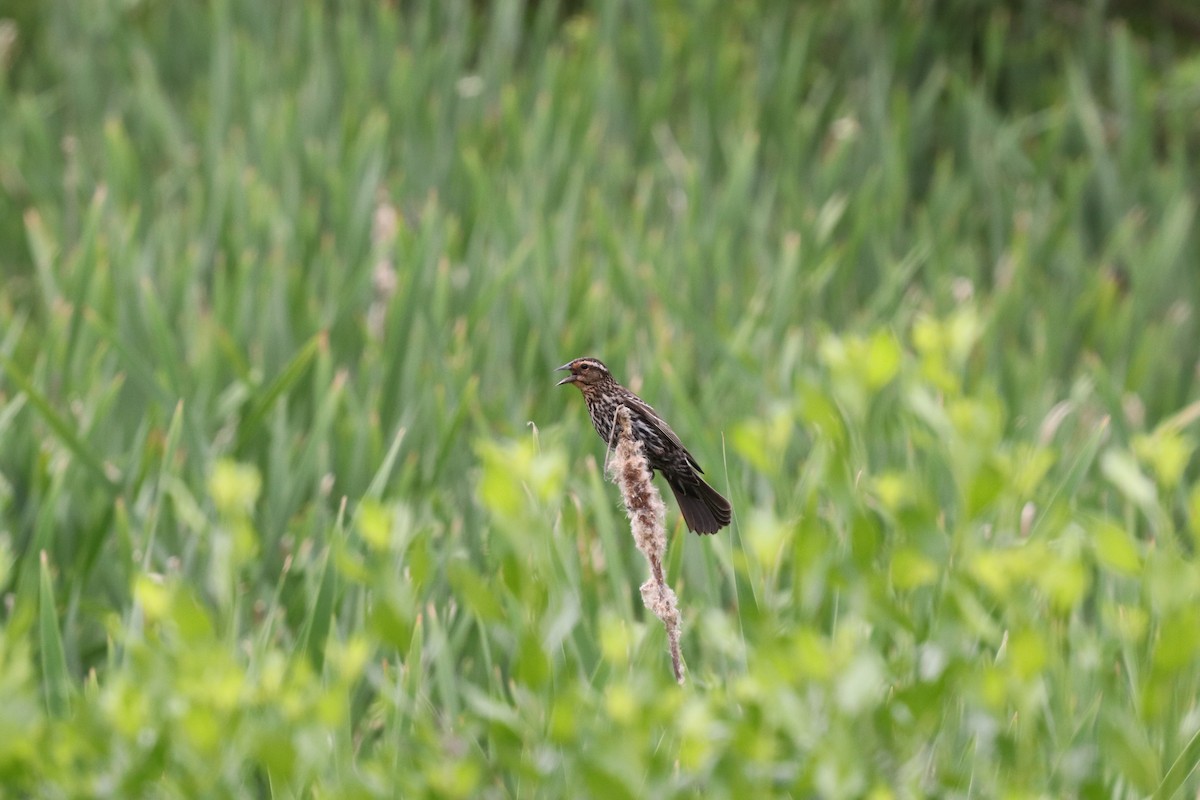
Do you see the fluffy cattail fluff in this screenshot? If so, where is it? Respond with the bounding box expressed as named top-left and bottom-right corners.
top-left (609, 405), bottom-right (685, 684)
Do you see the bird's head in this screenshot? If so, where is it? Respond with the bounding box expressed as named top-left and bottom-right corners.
top-left (556, 357), bottom-right (612, 390)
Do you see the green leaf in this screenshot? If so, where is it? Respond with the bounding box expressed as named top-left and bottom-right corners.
top-left (447, 559), bottom-right (504, 623)
top-left (1089, 518), bottom-right (1141, 575)
top-left (863, 330), bottom-right (902, 390)
top-left (1133, 429), bottom-right (1195, 489)
top-left (890, 547), bottom-right (939, 590)
top-left (1100, 449), bottom-right (1156, 508)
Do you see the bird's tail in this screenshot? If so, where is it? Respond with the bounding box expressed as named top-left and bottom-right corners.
top-left (668, 475), bottom-right (732, 535)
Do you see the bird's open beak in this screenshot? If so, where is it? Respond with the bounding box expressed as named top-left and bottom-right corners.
top-left (555, 363), bottom-right (576, 386)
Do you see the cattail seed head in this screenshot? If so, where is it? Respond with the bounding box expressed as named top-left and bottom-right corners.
top-left (609, 405), bottom-right (686, 684)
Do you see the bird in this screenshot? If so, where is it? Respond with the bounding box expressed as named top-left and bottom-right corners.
top-left (556, 357), bottom-right (732, 535)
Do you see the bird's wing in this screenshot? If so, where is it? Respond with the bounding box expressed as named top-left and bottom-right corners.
top-left (622, 394), bottom-right (705, 474)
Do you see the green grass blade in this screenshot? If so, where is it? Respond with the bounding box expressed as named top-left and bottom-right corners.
top-left (0, 353), bottom-right (119, 492)
top-left (363, 425), bottom-right (408, 502)
top-left (301, 543), bottom-right (337, 672)
top-left (38, 552), bottom-right (70, 718)
top-left (1156, 726), bottom-right (1200, 800)
top-left (236, 332), bottom-right (326, 451)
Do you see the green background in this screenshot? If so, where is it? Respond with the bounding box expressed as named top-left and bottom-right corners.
top-left (2, 0), bottom-right (1200, 796)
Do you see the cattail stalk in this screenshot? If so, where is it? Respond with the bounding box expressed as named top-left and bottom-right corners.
top-left (608, 405), bottom-right (685, 685)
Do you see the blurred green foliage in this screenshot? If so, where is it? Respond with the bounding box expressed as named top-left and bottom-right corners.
top-left (1, 0), bottom-right (1199, 795)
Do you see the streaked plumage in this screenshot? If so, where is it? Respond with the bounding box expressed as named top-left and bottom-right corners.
top-left (557, 357), bottom-right (732, 535)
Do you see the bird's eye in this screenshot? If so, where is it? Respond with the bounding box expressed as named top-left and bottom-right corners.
top-left (580, 364), bottom-right (589, 371)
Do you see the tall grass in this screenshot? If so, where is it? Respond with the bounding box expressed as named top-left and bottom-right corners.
top-left (1, 0), bottom-right (1198, 795)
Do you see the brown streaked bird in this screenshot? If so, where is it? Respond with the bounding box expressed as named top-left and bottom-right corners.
top-left (557, 357), bottom-right (732, 535)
